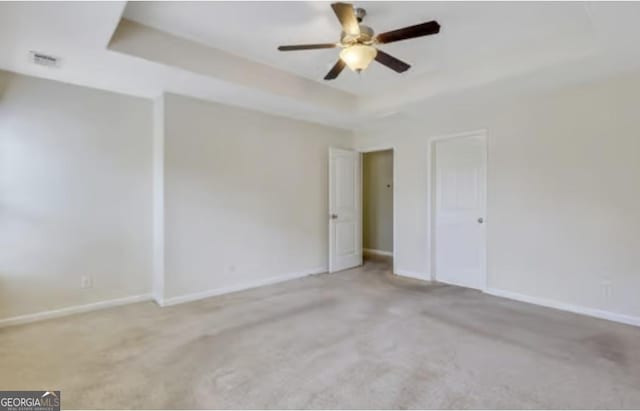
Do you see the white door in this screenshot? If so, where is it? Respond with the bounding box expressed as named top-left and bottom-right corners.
top-left (434, 134), bottom-right (487, 289)
top-left (329, 147), bottom-right (362, 272)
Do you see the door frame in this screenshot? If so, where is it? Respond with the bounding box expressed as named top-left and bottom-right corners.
top-left (428, 130), bottom-right (488, 290)
top-left (358, 146), bottom-right (397, 274)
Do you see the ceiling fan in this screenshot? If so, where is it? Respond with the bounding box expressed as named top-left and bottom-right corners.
top-left (277, 2), bottom-right (440, 80)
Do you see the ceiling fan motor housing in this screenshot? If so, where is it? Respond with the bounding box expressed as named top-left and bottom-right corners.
top-left (340, 6), bottom-right (374, 45)
top-left (341, 24), bottom-right (374, 45)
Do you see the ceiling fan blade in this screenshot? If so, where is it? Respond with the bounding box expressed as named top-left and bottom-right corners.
top-left (278, 43), bottom-right (338, 51)
top-left (324, 59), bottom-right (346, 80)
top-left (375, 21), bottom-right (440, 44)
top-left (331, 2), bottom-right (360, 36)
top-left (375, 50), bottom-right (411, 73)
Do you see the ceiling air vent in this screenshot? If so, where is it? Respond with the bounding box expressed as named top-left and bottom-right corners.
top-left (30, 51), bottom-right (59, 67)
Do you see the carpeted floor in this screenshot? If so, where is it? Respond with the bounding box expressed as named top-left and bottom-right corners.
top-left (1, 257), bottom-right (640, 409)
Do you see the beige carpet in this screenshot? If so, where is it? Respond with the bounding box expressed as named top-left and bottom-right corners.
top-left (1, 257), bottom-right (640, 409)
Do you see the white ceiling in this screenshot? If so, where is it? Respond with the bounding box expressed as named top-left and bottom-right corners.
top-left (2, 2), bottom-right (640, 130)
top-left (124, 1), bottom-right (596, 97)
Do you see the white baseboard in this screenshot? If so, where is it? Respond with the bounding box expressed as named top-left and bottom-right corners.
top-left (436, 277), bottom-right (485, 291)
top-left (363, 248), bottom-right (393, 257)
top-left (485, 288), bottom-right (640, 328)
top-left (160, 267), bottom-right (328, 307)
top-left (0, 294), bottom-right (153, 328)
top-left (395, 269), bottom-right (430, 282)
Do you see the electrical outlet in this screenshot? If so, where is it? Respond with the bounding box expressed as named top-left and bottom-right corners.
top-left (81, 275), bottom-right (93, 289)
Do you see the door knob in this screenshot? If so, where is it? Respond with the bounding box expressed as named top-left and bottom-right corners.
top-left (477, 217), bottom-right (484, 224)
top-left (330, 214), bottom-right (338, 220)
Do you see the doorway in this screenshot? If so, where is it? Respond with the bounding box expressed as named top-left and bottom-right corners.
top-left (362, 149), bottom-right (394, 267)
top-left (431, 132), bottom-right (487, 290)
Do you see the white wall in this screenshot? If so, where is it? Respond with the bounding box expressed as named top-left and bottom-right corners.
top-left (363, 150), bottom-right (393, 253)
top-left (160, 93), bottom-right (351, 302)
top-left (0, 72), bottom-right (351, 319)
top-left (355, 70), bottom-right (640, 321)
top-left (152, 96), bottom-right (164, 303)
top-left (3, 66), bottom-right (638, 327)
top-left (0, 72), bottom-right (153, 320)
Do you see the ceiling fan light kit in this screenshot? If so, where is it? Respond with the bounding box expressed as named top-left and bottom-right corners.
top-left (340, 44), bottom-right (377, 72)
top-left (277, 2), bottom-right (440, 80)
